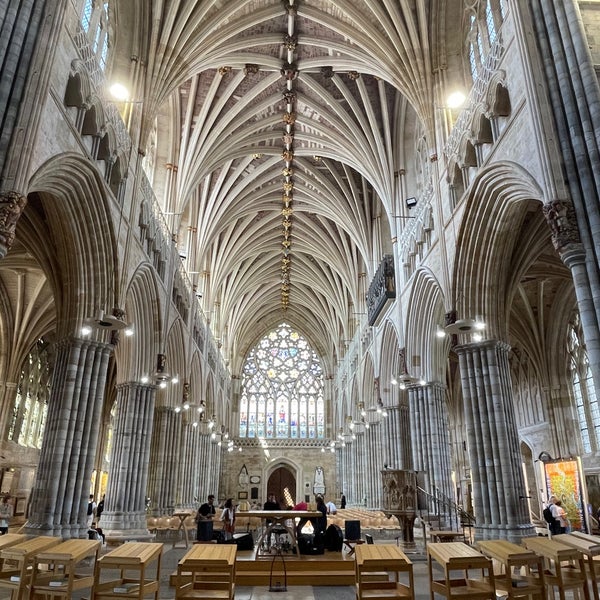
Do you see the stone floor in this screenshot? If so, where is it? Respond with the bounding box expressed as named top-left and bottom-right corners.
top-left (0, 537), bottom-right (432, 600)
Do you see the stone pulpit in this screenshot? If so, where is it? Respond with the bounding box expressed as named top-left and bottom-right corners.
top-left (381, 469), bottom-right (417, 551)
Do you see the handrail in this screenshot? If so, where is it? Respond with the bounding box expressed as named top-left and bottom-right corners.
top-left (417, 484), bottom-right (475, 534)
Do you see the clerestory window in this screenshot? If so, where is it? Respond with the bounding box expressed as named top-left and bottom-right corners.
top-left (239, 323), bottom-right (324, 439)
top-left (81, 0), bottom-right (109, 71)
top-left (466, 0), bottom-right (505, 80)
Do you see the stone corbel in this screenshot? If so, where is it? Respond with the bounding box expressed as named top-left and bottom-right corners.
top-left (0, 191), bottom-right (27, 259)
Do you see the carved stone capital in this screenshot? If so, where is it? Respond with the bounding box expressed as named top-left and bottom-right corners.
top-left (542, 198), bottom-right (581, 251)
top-left (0, 191), bottom-right (27, 258)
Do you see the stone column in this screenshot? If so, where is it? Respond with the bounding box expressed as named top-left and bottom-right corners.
top-left (408, 382), bottom-right (453, 524)
top-left (528, 0), bottom-right (600, 396)
top-left (101, 382), bottom-right (156, 536)
top-left (0, 191), bottom-right (27, 258)
top-left (25, 337), bottom-right (112, 537)
top-left (179, 423), bottom-right (201, 507)
top-left (147, 406), bottom-right (181, 514)
top-left (455, 340), bottom-right (535, 541)
top-left (0, 0), bottom-right (55, 177)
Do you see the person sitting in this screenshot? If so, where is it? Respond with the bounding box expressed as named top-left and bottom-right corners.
top-left (88, 522), bottom-right (106, 544)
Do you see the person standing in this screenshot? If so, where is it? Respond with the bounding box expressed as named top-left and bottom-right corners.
top-left (195, 494), bottom-right (216, 541)
top-left (549, 495), bottom-right (562, 536)
top-left (221, 498), bottom-right (236, 540)
top-left (86, 494), bottom-right (96, 527)
top-left (315, 496), bottom-right (328, 536)
top-left (554, 500), bottom-right (569, 534)
top-left (340, 493), bottom-right (346, 509)
top-left (0, 495), bottom-right (13, 535)
top-left (96, 494), bottom-right (105, 522)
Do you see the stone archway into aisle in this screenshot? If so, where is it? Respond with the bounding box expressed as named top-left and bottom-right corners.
top-left (267, 465), bottom-right (296, 508)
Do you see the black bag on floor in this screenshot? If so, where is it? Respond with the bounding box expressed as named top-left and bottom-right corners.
top-left (298, 532), bottom-right (325, 555)
top-left (324, 523), bottom-right (343, 551)
top-left (233, 532), bottom-right (254, 551)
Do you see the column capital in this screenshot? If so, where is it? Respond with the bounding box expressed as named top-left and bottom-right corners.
top-left (454, 338), bottom-right (511, 355)
top-left (542, 198), bottom-right (581, 253)
top-left (0, 190), bottom-right (27, 258)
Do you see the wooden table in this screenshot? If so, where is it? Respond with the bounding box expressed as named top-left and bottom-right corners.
top-left (477, 539), bottom-right (545, 600)
top-left (429, 530), bottom-right (466, 543)
top-left (92, 541), bottom-right (163, 599)
top-left (172, 512), bottom-right (192, 549)
top-left (355, 543), bottom-right (414, 600)
top-left (427, 541), bottom-right (496, 600)
top-left (554, 532), bottom-right (600, 600)
top-left (29, 538), bottom-right (101, 599)
top-left (0, 534), bottom-right (28, 569)
top-left (175, 543), bottom-right (236, 599)
top-left (0, 536), bottom-right (62, 600)
top-left (241, 510), bottom-right (322, 558)
top-left (523, 536), bottom-right (590, 600)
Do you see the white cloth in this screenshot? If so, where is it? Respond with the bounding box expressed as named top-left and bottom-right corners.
top-left (325, 501), bottom-right (337, 514)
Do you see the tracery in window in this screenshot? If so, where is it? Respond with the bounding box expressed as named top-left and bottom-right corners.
top-left (7, 339), bottom-right (52, 449)
top-left (568, 317), bottom-right (600, 453)
top-left (81, 0), bottom-right (109, 71)
top-left (465, 1), bottom-right (504, 80)
top-left (239, 323), bottom-right (324, 439)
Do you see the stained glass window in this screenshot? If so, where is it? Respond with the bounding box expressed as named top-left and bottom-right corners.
top-left (239, 323), bottom-right (324, 439)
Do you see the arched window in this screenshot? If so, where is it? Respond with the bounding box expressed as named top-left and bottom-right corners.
top-left (239, 323), bottom-right (324, 439)
top-left (568, 317), bottom-right (600, 453)
top-left (466, 1), bottom-right (505, 80)
top-left (81, 0), bottom-right (110, 71)
top-left (8, 339), bottom-right (51, 449)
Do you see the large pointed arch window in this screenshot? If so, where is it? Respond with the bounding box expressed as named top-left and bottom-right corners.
top-left (239, 323), bottom-right (324, 439)
top-left (568, 317), bottom-right (600, 453)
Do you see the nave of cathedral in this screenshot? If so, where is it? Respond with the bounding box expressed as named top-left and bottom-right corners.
top-left (0, 0), bottom-right (599, 543)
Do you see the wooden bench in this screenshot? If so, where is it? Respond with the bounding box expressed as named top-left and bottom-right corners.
top-left (91, 541), bottom-right (163, 599)
top-left (477, 539), bottom-right (545, 600)
top-left (0, 535), bottom-right (62, 600)
top-left (29, 538), bottom-right (101, 599)
top-left (522, 536), bottom-right (590, 600)
top-left (553, 533), bottom-right (600, 600)
top-left (175, 543), bottom-right (236, 600)
top-left (427, 541), bottom-right (496, 600)
top-left (355, 543), bottom-right (414, 600)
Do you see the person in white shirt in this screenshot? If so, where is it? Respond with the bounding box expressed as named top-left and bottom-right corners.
top-left (325, 500), bottom-right (337, 515)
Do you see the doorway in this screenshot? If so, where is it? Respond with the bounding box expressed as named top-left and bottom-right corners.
top-left (267, 465), bottom-right (296, 508)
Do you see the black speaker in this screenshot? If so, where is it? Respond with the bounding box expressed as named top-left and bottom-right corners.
top-left (233, 532), bottom-right (254, 551)
top-left (344, 520), bottom-right (361, 540)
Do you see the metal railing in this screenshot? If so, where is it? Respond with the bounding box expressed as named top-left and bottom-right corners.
top-left (417, 484), bottom-right (475, 541)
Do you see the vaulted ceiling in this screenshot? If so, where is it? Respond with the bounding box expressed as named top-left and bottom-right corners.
top-left (114, 0), bottom-right (454, 371)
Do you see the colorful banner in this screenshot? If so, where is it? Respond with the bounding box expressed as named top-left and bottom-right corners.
top-left (544, 458), bottom-right (586, 532)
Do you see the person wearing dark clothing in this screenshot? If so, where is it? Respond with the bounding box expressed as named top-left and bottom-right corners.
top-left (96, 494), bottom-right (105, 521)
top-left (315, 496), bottom-right (328, 535)
top-left (340, 493), bottom-right (346, 509)
top-left (196, 494), bottom-right (216, 541)
top-left (264, 494), bottom-right (280, 511)
top-left (197, 494), bottom-right (216, 520)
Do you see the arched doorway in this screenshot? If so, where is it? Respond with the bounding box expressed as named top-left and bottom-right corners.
top-left (267, 465), bottom-right (296, 508)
